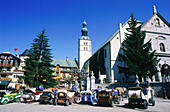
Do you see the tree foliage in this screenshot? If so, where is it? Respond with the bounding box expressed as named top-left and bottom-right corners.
top-left (23, 29), bottom-right (56, 88)
top-left (118, 13), bottom-right (159, 81)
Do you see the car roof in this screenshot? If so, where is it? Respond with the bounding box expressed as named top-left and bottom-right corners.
top-left (81, 90), bottom-right (92, 94)
top-left (128, 87), bottom-right (142, 90)
top-left (57, 89), bottom-right (67, 93)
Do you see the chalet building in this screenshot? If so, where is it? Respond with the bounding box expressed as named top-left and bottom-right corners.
top-left (0, 52), bottom-right (23, 89)
top-left (51, 57), bottom-right (78, 86)
top-left (82, 6), bottom-right (170, 84)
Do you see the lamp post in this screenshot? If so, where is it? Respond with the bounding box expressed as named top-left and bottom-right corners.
top-left (135, 75), bottom-right (139, 87)
top-left (162, 63), bottom-right (168, 99)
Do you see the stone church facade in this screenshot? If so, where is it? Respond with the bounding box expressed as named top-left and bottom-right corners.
top-left (82, 6), bottom-right (170, 84)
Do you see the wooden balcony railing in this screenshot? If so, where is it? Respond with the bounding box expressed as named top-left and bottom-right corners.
top-left (0, 63), bottom-right (13, 67)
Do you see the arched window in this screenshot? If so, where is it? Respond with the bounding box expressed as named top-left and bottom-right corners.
top-left (156, 18), bottom-right (160, 26)
top-left (160, 43), bottom-right (165, 52)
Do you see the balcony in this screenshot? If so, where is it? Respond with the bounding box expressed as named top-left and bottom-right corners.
top-left (0, 63), bottom-right (13, 67)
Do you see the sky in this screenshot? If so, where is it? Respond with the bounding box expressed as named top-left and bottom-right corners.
top-left (0, 0), bottom-right (170, 60)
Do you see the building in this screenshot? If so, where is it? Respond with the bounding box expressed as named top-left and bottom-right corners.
top-left (0, 52), bottom-right (24, 89)
top-left (82, 6), bottom-right (170, 84)
top-left (78, 20), bottom-right (92, 70)
top-left (51, 57), bottom-right (78, 86)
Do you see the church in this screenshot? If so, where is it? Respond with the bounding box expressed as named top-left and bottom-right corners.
top-left (79, 6), bottom-right (170, 84)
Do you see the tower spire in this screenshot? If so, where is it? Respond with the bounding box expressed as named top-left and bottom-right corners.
top-left (81, 20), bottom-right (88, 37)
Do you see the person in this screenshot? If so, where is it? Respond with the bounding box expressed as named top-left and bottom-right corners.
top-left (111, 89), bottom-right (115, 96)
top-left (143, 86), bottom-right (149, 95)
top-left (72, 85), bottom-right (77, 92)
top-left (53, 88), bottom-right (58, 105)
top-left (39, 84), bottom-right (44, 90)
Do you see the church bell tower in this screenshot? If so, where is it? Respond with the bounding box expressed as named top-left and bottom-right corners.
top-left (78, 20), bottom-right (92, 70)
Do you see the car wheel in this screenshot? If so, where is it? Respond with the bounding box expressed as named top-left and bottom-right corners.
top-left (15, 98), bottom-right (20, 103)
top-left (111, 100), bottom-right (114, 107)
top-left (53, 98), bottom-right (57, 105)
top-left (27, 94), bottom-right (35, 104)
top-left (91, 100), bottom-right (94, 105)
top-left (151, 100), bottom-right (155, 106)
top-left (50, 99), bottom-right (54, 105)
top-left (143, 101), bottom-right (148, 109)
top-left (3, 100), bottom-right (8, 105)
top-left (74, 98), bottom-right (78, 104)
top-left (65, 100), bottom-right (69, 106)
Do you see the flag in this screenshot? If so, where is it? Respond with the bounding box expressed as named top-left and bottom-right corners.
top-left (14, 48), bottom-right (18, 51)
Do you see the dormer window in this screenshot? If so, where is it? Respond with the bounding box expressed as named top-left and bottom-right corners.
top-left (156, 18), bottom-right (160, 26)
top-left (160, 43), bottom-right (165, 52)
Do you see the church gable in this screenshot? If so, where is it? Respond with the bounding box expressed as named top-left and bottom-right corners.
top-left (141, 13), bottom-right (170, 34)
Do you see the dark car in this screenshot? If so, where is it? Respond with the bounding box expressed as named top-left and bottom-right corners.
top-left (97, 90), bottom-right (114, 107)
top-left (57, 89), bottom-right (78, 106)
top-left (39, 89), bottom-right (57, 105)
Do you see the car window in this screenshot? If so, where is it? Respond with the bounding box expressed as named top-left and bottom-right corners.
top-left (0, 92), bottom-right (6, 97)
top-left (58, 92), bottom-right (66, 97)
top-left (43, 92), bottom-right (51, 96)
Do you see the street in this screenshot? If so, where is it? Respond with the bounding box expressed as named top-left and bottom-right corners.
top-left (0, 97), bottom-right (170, 112)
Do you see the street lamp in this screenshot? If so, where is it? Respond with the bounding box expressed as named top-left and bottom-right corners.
top-left (135, 75), bottom-right (139, 87)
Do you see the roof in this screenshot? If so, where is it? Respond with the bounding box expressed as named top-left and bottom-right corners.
top-left (0, 52), bottom-right (20, 60)
top-left (20, 49), bottom-right (29, 56)
top-left (52, 59), bottom-right (78, 68)
top-left (93, 18), bottom-right (140, 56)
top-left (141, 12), bottom-right (170, 28)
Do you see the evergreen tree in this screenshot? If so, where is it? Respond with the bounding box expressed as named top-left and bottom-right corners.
top-left (23, 29), bottom-right (56, 88)
top-left (118, 14), bottom-right (159, 81)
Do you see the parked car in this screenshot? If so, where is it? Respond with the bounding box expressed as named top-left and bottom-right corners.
top-left (0, 90), bottom-right (21, 104)
top-left (97, 89), bottom-right (115, 107)
top-left (80, 90), bottom-right (96, 105)
top-left (20, 88), bottom-right (43, 103)
top-left (128, 87), bottom-right (155, 109)
top-left (39, 89), bottom-right (57, 105)
top-left (57, 89), bottom-right (78, 106)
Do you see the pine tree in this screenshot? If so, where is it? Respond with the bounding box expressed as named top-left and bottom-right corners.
top-left (23, 29), bottom-right (56, 88)
top-left (118, 14), bottom-right (159, 81)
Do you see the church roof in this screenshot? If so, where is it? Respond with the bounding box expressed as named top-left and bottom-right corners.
top-left (52, 59), bottom-right (78, 68)
top-left (94, 18), bottom-right (139, 55)
top-left (141, 12), bottom-right (170, 28)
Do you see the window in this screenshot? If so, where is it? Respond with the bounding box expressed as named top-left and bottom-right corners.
top-left (156, 18), bottom-right (160, 26)
top-left (105, 49), bottom-right (107, 58)
top-left (160, 43), bottom-right (165, 52)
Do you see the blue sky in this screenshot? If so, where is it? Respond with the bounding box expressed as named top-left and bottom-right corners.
top-left (0, 0), bottom-right (170, 60)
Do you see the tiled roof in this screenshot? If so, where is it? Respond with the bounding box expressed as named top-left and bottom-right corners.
top-left (52, 59), bottom-right (78, 68)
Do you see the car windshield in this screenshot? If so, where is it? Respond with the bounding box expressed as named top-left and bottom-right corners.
top-left (58, 92), bottom-right (66, 98)
top-left (43, 92), bottom-right (51, 96)
top-left (98, 91), bottom-right (110, 98)
top-left (0, 92), bottom-right (6, 97)
top-left (82, 93), bottom-right (91, 95)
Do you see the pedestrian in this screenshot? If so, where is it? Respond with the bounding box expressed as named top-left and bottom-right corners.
top-left (39, 84), bottom-right (44, 90)
top-left (111, 89), bottom-right (115, 101)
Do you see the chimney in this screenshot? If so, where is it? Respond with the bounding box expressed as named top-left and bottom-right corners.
top-left (66, 57), bottom-right (68, 62)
